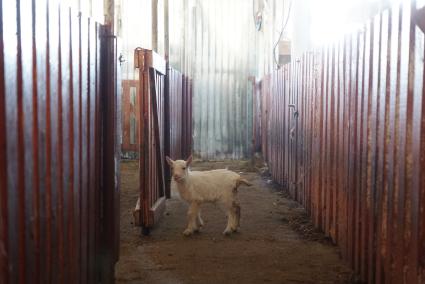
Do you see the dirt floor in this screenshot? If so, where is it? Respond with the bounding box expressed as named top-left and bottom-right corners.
top-left (115, 160), bottom-right (355, 284)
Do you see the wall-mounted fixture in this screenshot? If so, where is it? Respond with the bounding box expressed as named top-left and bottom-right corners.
top-left (278, 39), bottom-right (291, 65)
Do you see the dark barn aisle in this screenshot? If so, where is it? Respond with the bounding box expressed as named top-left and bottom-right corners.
top-left (116, 160), bottom-right (353, 284)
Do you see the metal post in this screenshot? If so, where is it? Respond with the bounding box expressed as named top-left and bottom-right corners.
top-left (152, 0), bottom-right (158, 52)
top-left (164, 0), bottom-right (169, 61)
top-left (104, 0), bottom-right (115, 32)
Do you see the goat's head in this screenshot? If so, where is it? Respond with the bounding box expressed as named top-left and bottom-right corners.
top-left (166, 155), bottom-right (192, 183)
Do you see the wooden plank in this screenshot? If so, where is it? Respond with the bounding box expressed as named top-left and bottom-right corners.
top-left (137, 48), bottom-right (166, 75)
top-left (149, 196), bottom-right (166, 226)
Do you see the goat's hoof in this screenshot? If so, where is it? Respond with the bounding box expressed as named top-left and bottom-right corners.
top-left (223, 229), bottom-right (232, 236)
top-left (183, 229), bottom-right (194, 236)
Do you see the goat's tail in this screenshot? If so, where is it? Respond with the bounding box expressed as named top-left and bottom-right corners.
top-left (236, 177), bottom-right (252, 187)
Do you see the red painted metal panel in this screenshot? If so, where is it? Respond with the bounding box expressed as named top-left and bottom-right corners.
top-left (257, 1), bottom-right (425, 282)
top-left (0, 1), bottom-right (119, 283)
top-left (134, 51), bottom-right (193, 229)
top-left (99, 23), bottom-right (121, 283)
top-left (0, 0), bottom-right (7, 282)
top-left (167, 68), bottom-right (192, 197)
top-left (121, 79), bottom-right (140, 157)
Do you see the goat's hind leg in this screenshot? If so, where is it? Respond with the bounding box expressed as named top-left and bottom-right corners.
top-left (232, 201), bottom-right (241, 232)
top-left (223, 202), bottom-right (238, 235)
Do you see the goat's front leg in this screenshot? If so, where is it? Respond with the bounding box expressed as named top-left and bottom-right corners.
top-left (183, 202), bottom-right (200, 236)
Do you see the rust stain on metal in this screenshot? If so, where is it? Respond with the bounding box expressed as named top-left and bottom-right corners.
top-left (1, 2), bottom-right (120, 283)
top-left (134, 48), bottom-right (193, 227)
top-left (256, 1), bottom-right (425, 282)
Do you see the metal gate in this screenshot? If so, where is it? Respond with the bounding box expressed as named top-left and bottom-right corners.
top-left (134, 49), bottom-right (167, 234)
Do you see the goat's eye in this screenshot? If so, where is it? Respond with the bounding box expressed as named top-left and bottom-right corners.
top-left (182, 167), bottom-right (186, 170)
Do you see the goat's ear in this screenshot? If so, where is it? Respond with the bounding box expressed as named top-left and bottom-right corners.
top-left (186, 155), bottom-right (193, 166)
top-left (166, 156), bottom-right (174, 166)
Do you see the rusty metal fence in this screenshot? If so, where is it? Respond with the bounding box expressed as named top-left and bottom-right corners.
top-left (134, 48), bottom-right (167, 233)
top-left (133, 49), bottom-right (193, 231)
top-left (165, 68), bottom-right (193, 197)
top-left (166, 68), bottom-right (193, 162)
top-left (167, 68), bottom-right (183, 161)
top-left (257, 1), bottom-right (425, 283)
top-left (0, 1), bottom-right (120, 283)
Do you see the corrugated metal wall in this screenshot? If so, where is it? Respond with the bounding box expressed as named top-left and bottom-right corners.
top-left (189, 0), bottom-right (258, 159)
top-left (167, 0), bottom-right (292, 159)
top-left (164, 67), bottom-right (193, 197)
top-left (167, 68), bottom-right (183, 160)
top-left (0, 0), bottom-right (120, 282)
top-left (118, 0), bottom-right (289, 160)
top-left (258, 1), bottom-right (425, 282)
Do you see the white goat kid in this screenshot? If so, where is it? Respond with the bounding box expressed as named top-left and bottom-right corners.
top-left (166, 155), bottom-right (252, 236)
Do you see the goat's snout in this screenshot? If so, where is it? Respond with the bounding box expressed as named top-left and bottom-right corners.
top-left (173, 174), bottom-right (184, 181)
